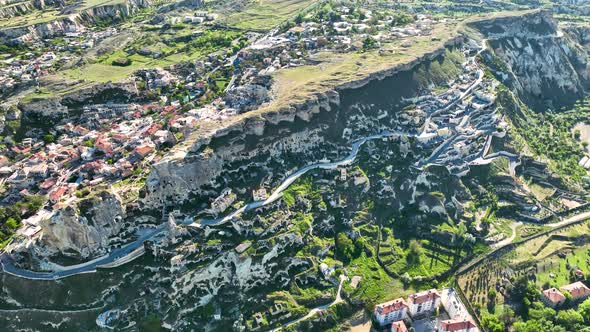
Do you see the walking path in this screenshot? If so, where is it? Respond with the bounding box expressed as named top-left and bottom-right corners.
top-left (270, 275), bottom-right (347, 332)
top-left (490, 222), bottom-right (520, 249)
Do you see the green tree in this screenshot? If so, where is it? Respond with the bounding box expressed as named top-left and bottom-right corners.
top-left (43, 134), bottom-right (55, 144)
top-left (294, 13), bottom-right (304, 24)
top-left (407, 239), bottom-right (423, 264)
top-left (5, 217), bottom-right (18, 230)
top-left (556, 309), bottom-right (584, 331)
top-left (578, 298), bottom-right (590, 323)
top-left (529, 305), bottom-right (556, 322)
top-left (336, 232), bottom-right (355, 263)
top-left (138, 314), bottom-right (161, 332)
top-left (481, 314), bottom-right (504, 332)
top-left (362, 36), bottom-right (377, 50)
top-left (513, 320), bottom-right (543, 332)
top-left (510, 277), bottom-right (539, 318)
top-left (487, 288), bottom-right (497, 312)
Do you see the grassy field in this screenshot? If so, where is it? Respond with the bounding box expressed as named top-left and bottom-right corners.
top-left (346, 252), bottom-right (419, 310)
top-left (222, 0), bottom-right (316, 30)
top-left (263, 21), bottom-right (460, 114)
top-left (379, 232), bottom-right (458, 278)
top-left (61, 50), bottom-right (180, 83)
top-left (536, 245), bottom-right (590, 288)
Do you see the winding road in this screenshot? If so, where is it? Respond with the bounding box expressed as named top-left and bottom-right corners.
top-left (0, 226), bottom-right (164, 280)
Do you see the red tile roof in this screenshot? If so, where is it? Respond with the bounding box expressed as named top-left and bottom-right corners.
top-left (144, 124), bottom-right (162, 136)
top-left (40, 178), bottom-right (56, 190)
top-left (49, 186), bottom-right (68, 203)
top-left (408, 289), bottom-right (440, 305)
top-left (134, 145), bottom-right (154, 157)
top-left (95, 137), bottom-right (112, 153)
top-left (543, 288), bottom-right (566, 303)
top-left (560, 282), bottom-right (590, 299)
top-left (375, 298), bottom-right (408, 315)
top-left (439, 319), bottom-right (476, 331)
top-left (391, 321), bottom-right (408, 332)
top-left (164, 105), bottom-right (178, 112)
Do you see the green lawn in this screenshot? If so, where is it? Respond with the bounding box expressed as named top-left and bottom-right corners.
top-left (536, 245), bottom-right (590, 288)
top-left (347, 253), bottom-right (417, 310)
top-left (62, 62), bottom-right (143, 83)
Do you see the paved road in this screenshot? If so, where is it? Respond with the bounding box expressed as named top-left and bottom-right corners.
top-left (197, 130), bottom-right (416, 227)
top-left (0, 226), bottom-right (164, 280)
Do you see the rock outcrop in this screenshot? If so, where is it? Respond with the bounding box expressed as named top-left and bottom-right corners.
top-left (0, 0), bottom-right (151, 44)
top-left (37, 191), bottom-right (125, 258)
top-left (471, 10), bottom-right (589, 110)
top-left (142, 37), bottom-right (465, 208)
top-left (18, 81), bottom-right (138, 127)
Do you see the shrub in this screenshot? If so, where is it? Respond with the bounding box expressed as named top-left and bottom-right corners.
top-left (112, 58), bottom-right (132, 66)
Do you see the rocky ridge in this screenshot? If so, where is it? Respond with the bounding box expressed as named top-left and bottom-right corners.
top-left (0, 0), bottom-right (151, 44)
top-left (142, 36), bottom-right (465, 209)
top-left (471, 10), bottom-right (589, 110)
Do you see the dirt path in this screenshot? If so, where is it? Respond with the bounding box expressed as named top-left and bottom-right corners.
top-left (491, 222), bottom-right (519, 249)
top-left (270, 275), bottom-right (347, 331)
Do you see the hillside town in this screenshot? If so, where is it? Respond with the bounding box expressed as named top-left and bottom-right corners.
top-left (3, 0), bottom-right (590, 331)
top-left (0, 28), bottom-right (119, 94)
top-left (0, 100), bottom-right (198, 236)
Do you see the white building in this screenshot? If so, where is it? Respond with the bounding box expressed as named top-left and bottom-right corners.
top-left (374, 298), bottom-right (408, 326)
top-left (252, 188), bottom-right (268, 201)
top-left (442, 288), bottom-right (470, 320)
top-left (340, 168), bottom-right (347, 181)
top-left (407, 289), bottom-right (441, 318)
top-left (211, 188), bottom-right (236, 213)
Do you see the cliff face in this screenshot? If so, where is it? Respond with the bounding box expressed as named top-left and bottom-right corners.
top-left (36, 191), bottom-right (126, 258)
top-left (142, 44), bottom-right (464, 209)
top-left (0, 1), bottom-right (35, 19)
top-left (143, 91), bottom-right (339, 207)
top-left (19, 81), bottom-right (138, 127)
top-left (0, 0), bottom-right (61, 19)
top-left (0, 0), bottom-right (151, 44)
top-left (564, 25), bottom-right (590, 51)
top-left (472, 11), bottom-right (589, 111)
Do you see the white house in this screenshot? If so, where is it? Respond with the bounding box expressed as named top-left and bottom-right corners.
top-left (442, 288), bottom-right (469, 320)
top-left (407, 289), bottom-right (441, 318)
top-left (374, 298), bottom-right (408, 326)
